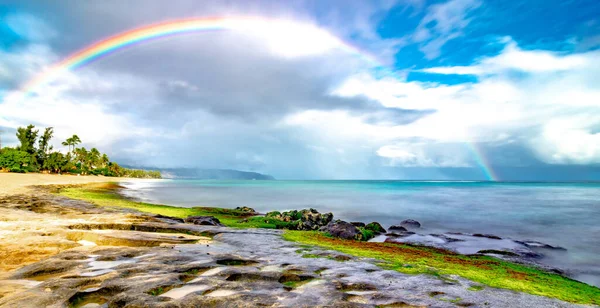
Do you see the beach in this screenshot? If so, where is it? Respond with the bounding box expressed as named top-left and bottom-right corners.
top-left (0, 173), bottom-right (133, 196)
top-left (0, 175), bottom-right (597, 307)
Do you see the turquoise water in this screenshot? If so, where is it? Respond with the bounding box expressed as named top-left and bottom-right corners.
top-left (122, 180), bottom-right (600, 287)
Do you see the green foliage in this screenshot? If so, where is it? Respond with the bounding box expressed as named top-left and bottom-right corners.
top-left (282, 231), bottom-right (600, 305)
top-left (357, 227), bottom-right (375, 241)
top-left (0, 147), bottom-right (32, 172)
top-left (37, 127), bottom-right (54, 168)
top-left (44, 152), bottom-right (70, 173)
top-left (3, 124), bottom-right (160, 178)
top-left (16, 124), bottom-right (38, 156)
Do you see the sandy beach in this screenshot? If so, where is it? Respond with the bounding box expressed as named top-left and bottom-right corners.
top-left (0, 172), bottom-right (131, 196)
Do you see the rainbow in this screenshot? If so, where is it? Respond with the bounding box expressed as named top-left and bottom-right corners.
top-left (466, 143), bottom-right (498, 181)
top-left (14, 17), bottom-right (383, 98)
top-left (7, 16), bottom-right (498, 181)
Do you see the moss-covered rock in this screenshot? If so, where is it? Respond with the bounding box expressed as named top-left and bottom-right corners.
top-left (365, 222), bottom-right (386, 234)
top-left (264, 208), bottom-right (333, 231)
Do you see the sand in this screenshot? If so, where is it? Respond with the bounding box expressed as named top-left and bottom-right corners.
top-left (0, 172), bottom-right (132, 196)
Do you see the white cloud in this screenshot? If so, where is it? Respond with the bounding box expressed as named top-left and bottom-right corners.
top-left (332, 39), bottom-right (600, 165)
top-left (421, 39), bottom-right (593, 75)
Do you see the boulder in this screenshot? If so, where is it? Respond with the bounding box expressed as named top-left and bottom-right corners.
top-left (184, 216), bottom-right (225, 227)
top-left (388, 225), bottom-right (408, 233)
top-left (400, 219), bottom-right (421, 229)
top-left (364, 222), bottom-right (386, 234)
top-left (351, 222), bottom-right (366, 228)
top-left (319, 220), bottom-right (362, 240)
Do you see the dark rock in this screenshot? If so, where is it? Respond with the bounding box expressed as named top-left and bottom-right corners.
top-left (184, 216), bottom-right (225, 227)
top-left (400, 219), bottom-right (421, 229)
top-left (515, 240), bottom-right (567, 251)
top-left (152, 214), bottom-right (185, 223)
top-left (386, 230), bottom-right (415, 236)
top-left (477, 249), bottom-right (519, 257)
top-left (319, 220), bottom-right (362, 240)
top-left (388, 225), bottom-right (407, 233)
top-left (472, 233), bottom-right (502, 240)
top-left (351, 222), bottom-right (366, 228)
top-left (365, 222), bottom-right (386, 234)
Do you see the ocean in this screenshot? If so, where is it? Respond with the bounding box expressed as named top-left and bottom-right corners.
top-left (120, 179), bottom-right (600, 287)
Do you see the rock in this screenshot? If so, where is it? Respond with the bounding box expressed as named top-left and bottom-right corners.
top-left (400, 219), bottom-right (421, 229)
top-left (515, 240), bottom-right (567, 250)
top-left (388, 225), bottom-right (408, 233)
top-left (300, 208), bottom-right (334, 228)
top-left (472, 233), bottom-right (501, 240)
top-left (477, 249), bottom-right (519, 257)
top-left (386, 231), bottom-right (416, 238)
top-left (319, 220), bottom-right (362, 240)
top-left (351, 222), bottom-right (366, 228)
top-left (152, 214), bottom-right (185, 223)
top-left (265, 208), bottom-right (333, 231)
top-left (364, 222), bottom-right (386, 234)
top-left (235, 206), bottom-right (257, 214)
top-left (184, 216), bottom-right (225, 227)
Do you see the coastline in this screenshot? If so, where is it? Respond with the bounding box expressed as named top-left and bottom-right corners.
top-left (0, 172), bottom-right (140, 196)
top-left (0, 179), bottom-right (598, 306)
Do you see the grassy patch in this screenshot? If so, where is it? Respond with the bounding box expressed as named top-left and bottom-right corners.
top-left (56, 183), bottom-right (263, 228)
top-left (282, 231), bottom-right (600, 305)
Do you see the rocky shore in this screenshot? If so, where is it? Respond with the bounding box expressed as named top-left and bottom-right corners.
top-left (0, 185), bottom-right (596, 307)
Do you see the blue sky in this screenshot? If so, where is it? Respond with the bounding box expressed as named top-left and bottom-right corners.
top-left (1, 0), bottom-right (599, 180)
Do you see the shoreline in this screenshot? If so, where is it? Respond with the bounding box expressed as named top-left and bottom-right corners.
top-left (0, 172), bottom-right (143, 196)
top-left (0, 179), bottom-right (598, 306)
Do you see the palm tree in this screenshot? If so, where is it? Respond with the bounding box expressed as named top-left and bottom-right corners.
top-left (62, 135), bottom-right (82, 154)
top-left (62, 137), bottom-right (73, 153)
top-left (101, 153), bottom-right (110, 168)
top-left (88, 148), bottom-right (101, 169)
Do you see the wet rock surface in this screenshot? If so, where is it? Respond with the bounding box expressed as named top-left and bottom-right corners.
top-left (184, 216), bottom-right (225, 227)
top-left (400, 219), bottom-right (422, 229)
top-left (0, 191), bottom-right (587, 308)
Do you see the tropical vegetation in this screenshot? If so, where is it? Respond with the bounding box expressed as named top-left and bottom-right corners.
top-left (0, 124), bottom-right (160, 178)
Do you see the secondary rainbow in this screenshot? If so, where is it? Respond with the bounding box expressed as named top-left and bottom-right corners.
top-left (9, 16), bottom-right (498, 181)
top-left (466, 143), bottom-right (498, 181)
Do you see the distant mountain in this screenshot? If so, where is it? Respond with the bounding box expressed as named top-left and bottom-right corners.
top-left (121, 166), bottom-right (275, 180)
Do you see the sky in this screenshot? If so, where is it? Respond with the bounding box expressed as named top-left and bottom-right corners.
top-left (1, 0), bottom-right (600, 180)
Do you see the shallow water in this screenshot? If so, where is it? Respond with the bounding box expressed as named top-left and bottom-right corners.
top-left (121, 180), bottom-right (600, 287)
